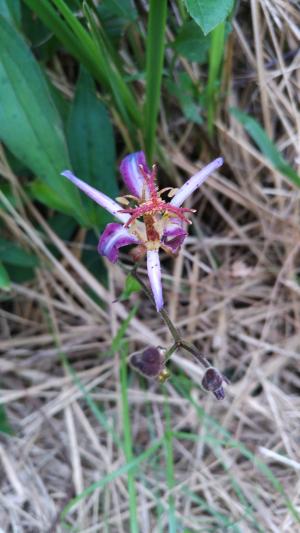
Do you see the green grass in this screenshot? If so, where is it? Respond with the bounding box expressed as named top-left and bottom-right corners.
top-left (120, 345), bottom-right (139, 533)
top-left (144, 0), bottom-right (168, 164)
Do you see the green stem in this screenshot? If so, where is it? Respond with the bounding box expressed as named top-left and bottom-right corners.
top-left (127, 266), bottom-right (210, 369)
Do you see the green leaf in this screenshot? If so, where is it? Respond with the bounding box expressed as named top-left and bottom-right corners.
top-left (0, 405), bottom-right (13, 435)
top-left (22, 2), bottom-right (53, 50)
top-left (101, 0), bottom-right (137, 22)
top-left (48, 212), bottom-right (77, 242)
top-left (231, 108), bottom-right (300, 187)
top-left (81, 231), bottom-right (106, 283)
top-left (0, 238), bottom-right (39, 267)
top-left (67, 68), bottom-right (118, 228)
top-left (183, 0), bottom-right (233, 35)
top-left (0, 16), bottom-right (86, 221)
top-left (166, 74), bottom-right (203, 125)
top-left (0, 261), bottom-right (11, 291)
top-left (171, 20), bottom-right (210, 62)
top-left (0, 0), bottom-right (20, 27)
top-left (29, 180), bottom-right (76, 216)
top-left (120, 274), bottom-right (141, 301)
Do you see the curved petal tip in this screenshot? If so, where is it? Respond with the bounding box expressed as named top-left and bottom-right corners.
top-left (98, 223), bottom-right (139, 263)
top-left (119, 151), bottom-right (150, 199)
top-left (215, 157), bottom-right (224, 168)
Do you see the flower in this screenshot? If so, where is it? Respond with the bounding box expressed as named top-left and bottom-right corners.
top-left (62, 152), bottom-right (223, 311)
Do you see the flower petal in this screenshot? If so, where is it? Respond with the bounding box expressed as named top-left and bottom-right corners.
top-left (98, 223), bottom-right (139, 263)
top-left (161, 218), bottom-right (187, 254)
top-left (170, 157), bottom-right (224, 207)
top-left (147, 249), bottom-right (163, 311)
top-left (61, 170), bottom-right (129, 223)
top-left (119, 151), bottom-right (150, 199)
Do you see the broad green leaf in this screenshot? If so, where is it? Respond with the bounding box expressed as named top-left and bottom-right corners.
top-left (0, 16), bottom-right (86, 221)
top-left (96, 2), bottom-right (132, 46)
top-left (101, 0), bottom-right (137, 23)
top-left (67, 68), bottom-right (118, 227)
top-left (183, 0), bottom-right (233, 35)
top-left (0, 0), bottom-right (20, 27)
top-left (0, 238), bottom-right (39, 267)
top-left (29, 180), bottom-right (76, 216)
top-left (231, 108), bottom-right (300, 187)
top-left (48, 213), bottom-right (77, 242)
top-left (0, 261), bottom-right (11, 291)
top-left (22, 2), bottom-right (53, 50)
top-left (171, 20), bottom-right (210, 62)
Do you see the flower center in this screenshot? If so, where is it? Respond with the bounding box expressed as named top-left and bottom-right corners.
top-left (117, 164), bottom-right (195, 235)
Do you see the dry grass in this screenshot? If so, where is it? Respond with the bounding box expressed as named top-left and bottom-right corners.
top-left (1, 1), bottom-right (300, 531)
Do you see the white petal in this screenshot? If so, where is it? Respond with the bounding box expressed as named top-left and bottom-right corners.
top-left (170, 157), bottom-right (224, 207)
top-left (147, 250), bottom-right (164, 311)
top-left (61, 170), bottom-right (129, 223)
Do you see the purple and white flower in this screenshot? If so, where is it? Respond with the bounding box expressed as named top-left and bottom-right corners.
top-left (62, 152), bottom-right (223, 311)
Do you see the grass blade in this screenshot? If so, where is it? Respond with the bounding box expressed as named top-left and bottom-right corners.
top-left (231, 107), bottom-right (300, 187)
top-left (144, 0), bottom-right (167, 164)
top-left (61, 438), bottom-right (164, 522)
top-left (120, 346), bottom-right (139, 533)
top-left (163, 392), bottom-right (176, 532)
top-left (207, 21), bottom-right (225, 137)
top-left (23, 0), bottom-right (140, 130)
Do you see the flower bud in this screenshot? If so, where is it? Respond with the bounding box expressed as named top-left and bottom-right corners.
top-left (129, 346), bottom-right (166, 379)
top-left (201, 367), bottom-right (225, 400)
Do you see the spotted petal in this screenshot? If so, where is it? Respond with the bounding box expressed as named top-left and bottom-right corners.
top-left (62, 170), bottom-right (129, 223)
top-left (147, 249), bottom-right (163, 311)
top-left (98, 223), bottom-right (139, 263)
top-left (161, 218), bottom-right (187, 254)
top-left (170, 157), bottom-right (224, 207)
top-left (119, 151), bottom-right (150, 199)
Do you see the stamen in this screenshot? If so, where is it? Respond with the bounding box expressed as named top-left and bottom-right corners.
top-left (123, 194), bottom-right (141, 202)
top-left (116, 197), bottom-right (130, 206)
top-left (158, 187), bottom-right (174, 196)
top-left (138, 164), bottom-right (149, 181)
top-left (167, 188), bottom-right (179, 198)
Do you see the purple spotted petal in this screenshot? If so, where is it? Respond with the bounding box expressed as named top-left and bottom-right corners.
top-left (62, 170), bottom-right (129, 223)
top-left (147, 249), bottom-right (163, 311)
top-left (170, 157), bottom-right (224, 207)
top-left (161, 218), bottom-right (187, 254)
top-left (98, 223), bottom-right (139, 263)
top-left (119, 151), bottom-right (150, 199)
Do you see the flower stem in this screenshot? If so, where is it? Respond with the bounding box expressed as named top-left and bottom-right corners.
top-left (125, 265), bottom-right (210, 369)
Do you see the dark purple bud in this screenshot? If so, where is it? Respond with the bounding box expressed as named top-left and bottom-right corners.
top-left (129, 346), bottom-right (165, 378)
top-left (202, 367), bottom-right (225, 401)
